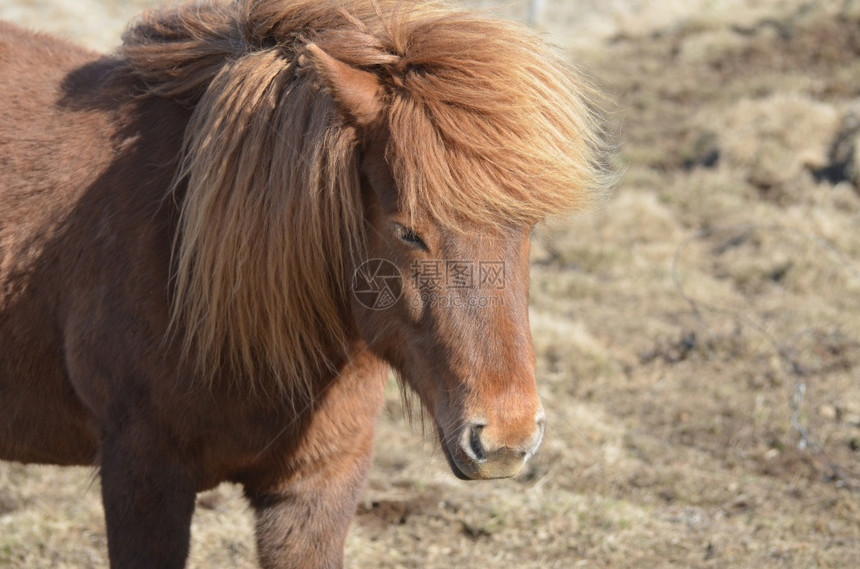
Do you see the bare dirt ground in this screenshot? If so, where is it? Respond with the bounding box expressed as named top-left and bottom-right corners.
top-left (1, 1), bottom-right (859, 567)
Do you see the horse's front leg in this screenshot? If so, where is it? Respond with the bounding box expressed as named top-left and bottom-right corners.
top-left (244, 360), bottom-right (385, 569)
top-left (99, 429), bottom-right (197, 569)
top-left (246, 419), bottom-right (377, 569)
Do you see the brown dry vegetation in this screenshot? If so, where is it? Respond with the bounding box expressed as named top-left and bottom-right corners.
top-left (1, 1), bottom-right (859, 568)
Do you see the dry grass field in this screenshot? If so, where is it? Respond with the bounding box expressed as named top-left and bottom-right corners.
top-left (2, 0), bottom-right (859, 567)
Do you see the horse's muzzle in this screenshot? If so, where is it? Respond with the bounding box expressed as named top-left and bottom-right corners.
top-left (440, 411), bottom-right (545, 480)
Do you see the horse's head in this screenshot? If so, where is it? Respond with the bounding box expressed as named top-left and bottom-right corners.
top-left (307, 44), bottom-right (547, 480)
top-left (359, 217), bottom-right (544, 482)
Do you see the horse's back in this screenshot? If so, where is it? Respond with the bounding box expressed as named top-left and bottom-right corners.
top-left (0, 22), bottom-right (114, 196)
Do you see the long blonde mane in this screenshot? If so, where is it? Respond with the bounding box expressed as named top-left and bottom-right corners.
top-left (121, 0), bottom-right (613, 393)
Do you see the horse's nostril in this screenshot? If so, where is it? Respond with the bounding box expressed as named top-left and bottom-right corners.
top-left (468, 423), bottom-right (487, 462)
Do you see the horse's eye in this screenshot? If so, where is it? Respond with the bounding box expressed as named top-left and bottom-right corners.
top-left (393, 223), bottom-right (428, 251)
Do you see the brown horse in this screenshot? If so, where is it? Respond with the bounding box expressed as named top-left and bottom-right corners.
top-left (0, 1), bottom-right (611, 567)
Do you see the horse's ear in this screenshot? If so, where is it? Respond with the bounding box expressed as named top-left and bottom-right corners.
top-left (304, 43), bottom-right (384, 128)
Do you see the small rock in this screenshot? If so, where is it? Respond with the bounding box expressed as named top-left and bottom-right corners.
top-left (818, 404), bottom-right (838, 420)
